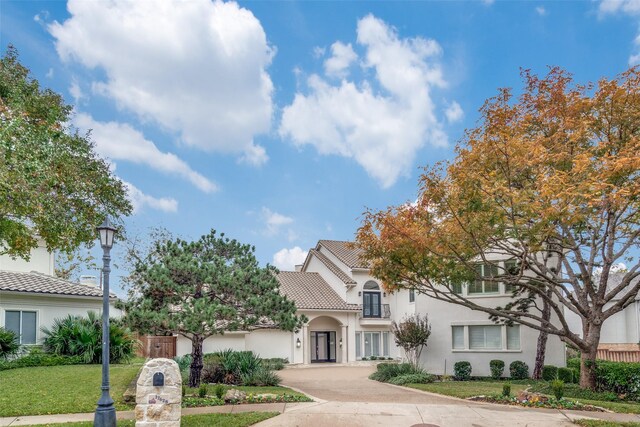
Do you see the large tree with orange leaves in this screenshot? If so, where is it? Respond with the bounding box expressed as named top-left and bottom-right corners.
top-left (356, 67), bottom-right (640, 389)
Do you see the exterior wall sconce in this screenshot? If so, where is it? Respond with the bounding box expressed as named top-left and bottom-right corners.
top-left (296, 338), bottom-right (301, 348)
top-left (339, 338), bottom-right (343, 348)
top-left (383, 292), bottom-right (387, 297)
top-left (358, 291), bottom-right (361, 296)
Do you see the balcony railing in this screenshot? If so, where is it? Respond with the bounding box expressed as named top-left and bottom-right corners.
top-left (360, 304), bottom-right (391, 319)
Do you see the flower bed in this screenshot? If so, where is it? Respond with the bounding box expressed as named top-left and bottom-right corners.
top-left (468, 392), bottom-right (605, 412)
top-left (181, 389), bottom-right (311, 408)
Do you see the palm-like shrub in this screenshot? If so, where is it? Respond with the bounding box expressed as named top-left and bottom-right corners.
top-left (0, 327), bottom-right (20, 360)
top-left (42, 311), bottom-right (137, 363)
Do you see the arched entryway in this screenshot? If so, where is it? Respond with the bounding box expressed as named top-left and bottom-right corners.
top-left (307, 315), bottom-right (343, 363)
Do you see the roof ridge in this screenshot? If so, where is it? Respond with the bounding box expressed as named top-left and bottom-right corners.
top-left (309, 249), bottom-right (356, 285)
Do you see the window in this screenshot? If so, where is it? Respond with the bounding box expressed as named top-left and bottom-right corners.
top-left (363, 331), bottom-right (390, 357)
top-left (504, 260), bottom-right (518, 293)
top-left (452, 324), bottom-right (521, 352)
top-left (409, 289), bottom-right (415, 303)
top-left (355, 332), bottom-right (361, 359)
top-left (507, 325), bottom-right (520, 350)
top-left (363, 281), bottom-right (381, 318)
top-left (451, 282), bottom-right (463, 294)
top-left (382, 332), bottom-right (389, 357)
top-left (5, 310), bottom-right (37, 344)
top-left (452, 326), bottom-right (465, 349)
top-left (468, 264), bottom-right (499, 295)
top-left (469, 325), bottom-right (502, 349)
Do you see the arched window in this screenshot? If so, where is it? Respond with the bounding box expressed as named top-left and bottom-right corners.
top-left (363, 281), bottom-right (381, 318)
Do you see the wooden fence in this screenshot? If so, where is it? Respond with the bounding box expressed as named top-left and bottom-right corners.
top-left (137, 335), bottom-right (177, 359)
top-left (596, 345), bottom-right (640, 363)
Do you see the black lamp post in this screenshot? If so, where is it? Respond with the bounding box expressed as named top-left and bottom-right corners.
top-left (94, 217), bottom-right (117, 427)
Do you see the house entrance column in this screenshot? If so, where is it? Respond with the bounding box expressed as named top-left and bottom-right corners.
top-left (302, 324), bottom-right (310, 364)
top-left (341, 325), bottom-right (348, 363)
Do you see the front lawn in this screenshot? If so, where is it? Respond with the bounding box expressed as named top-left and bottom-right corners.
top-left (20, 412), bottom-right (279, 427)
top-left (406, 380), bottom-right (529, 399)
top-left (406, 380), bottom-right (640, 414)
top-left (0, 363), bottom-right (142, 417)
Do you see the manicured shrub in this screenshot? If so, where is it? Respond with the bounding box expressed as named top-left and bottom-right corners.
top-left (551, 379), bottom-right (564, 400)
top-left (370, 356), bottom-right (378, 360)
top-left (509, 360), bottom-right (529, 380)
top-left (42, 312), bottom-right (137, 363)
top-left (0, 352), bottom-right (84, 371)
top-left (542, 365), bottom-right (558, 381)
top-left (570, 368), bottom-right (580, 384)
top-left (387, 373), bottom-right (435, 385)
top-left (567, 357), bottom-right (581, 372)
top-left (201, 360), bottom-right (225, 384)
top-left (241, 367), bottom-right (281, 386)
top-left (489, 360), bottom-right (505, 380)
top-left (0, 327), bottom-right (19, 360)
top-left (595, 360), bottom-right (640, 400)
top-left (369, 363), bottom-right (417, 382)
top-left (557, 367), bottom-right (574, 383)
top-left (502, 383), bottom-right (511, 397)
top-left (454, 361), bottom-right (472, 381)
top-left (198, 383), bottom-right (208, 398)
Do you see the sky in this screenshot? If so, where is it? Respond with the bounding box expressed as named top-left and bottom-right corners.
top-left (1, 0), bottom-right (638, 295)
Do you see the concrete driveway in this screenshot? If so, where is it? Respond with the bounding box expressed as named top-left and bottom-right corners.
top-left (253, 365), bottom-right (639, 427)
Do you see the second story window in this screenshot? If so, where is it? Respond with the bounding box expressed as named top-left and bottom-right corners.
top-left (468, 263), bottom-right (499, 295)
top-left (363, 281), bottom-right (381, 318)
top-left (409, 288), bottom-right (415, 303)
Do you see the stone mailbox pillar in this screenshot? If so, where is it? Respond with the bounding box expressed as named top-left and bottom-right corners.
top-left (135, 358), bottom-right (182, 427)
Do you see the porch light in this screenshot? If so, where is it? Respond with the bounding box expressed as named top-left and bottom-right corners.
top-left (97, 217), bottom-right (117, 249)
top-left (339, 338), bottom-right (343, 348)
top-left (358, 291), bottom-right (361, 296)
top-left (296, 338), bottom-right (301, 348)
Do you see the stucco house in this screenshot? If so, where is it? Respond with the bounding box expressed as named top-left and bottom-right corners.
top-left (177, 239), bottom-right (566, 376)
top-left (0, 243), bottom-right (119, 346)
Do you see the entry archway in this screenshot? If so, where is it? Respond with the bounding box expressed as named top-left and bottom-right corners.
top-left (307, 315), bottom-right (343, 363)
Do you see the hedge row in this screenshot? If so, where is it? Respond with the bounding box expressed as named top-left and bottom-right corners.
top-left (453, 360), bottom-right (529, 380)
top-left (0, 352), bottom-right (85, 372)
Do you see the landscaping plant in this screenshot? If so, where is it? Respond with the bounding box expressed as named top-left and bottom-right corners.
top-left (558, 367), bottom-right (574, 384)
top-left (551, 379), bottom-right (565, 400)
top-left (502, 383), bottom-right (511, 397)
top-left (369, 363), bottom-right (418, 383)
top-left (198, 383), bottom-right (207, 398)
top-left (489, 360), bottom-right (505, 380)
top-left (41, 311), bottom-right (137, 364)
top-left (542, 365), bottom-right (558, 381)
top-left (0, 328), bottom-right (19, 360)
top-left (214, 384), bottom-right (225, 399)
top-left (595, 360), bottom-right (640, 401)
top-left (391, 314), bottom-right (431, 370)
top-left (509, 361), bottom-right (529, 380)
top-left (454, 361), bottom-right (472, 381)
top-left (387, 373), bottom-right (435, 385)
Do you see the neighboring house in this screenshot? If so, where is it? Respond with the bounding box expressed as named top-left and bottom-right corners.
top-left (0, 243), bottom-right (119, 346)
top-left (176, 239), bottom-right (566, 375)
top-left (565, 272), bottom-right (640, 362)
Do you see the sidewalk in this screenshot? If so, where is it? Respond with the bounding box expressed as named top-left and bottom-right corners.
top-left (0, 402), bottom-right (313, 426)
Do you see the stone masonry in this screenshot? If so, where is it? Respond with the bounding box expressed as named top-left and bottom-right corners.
top-left (135, 358), bottom-right (182, 427)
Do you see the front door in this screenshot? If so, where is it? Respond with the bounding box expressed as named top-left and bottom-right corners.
top-left (310, 331), bottom-right (336, 362)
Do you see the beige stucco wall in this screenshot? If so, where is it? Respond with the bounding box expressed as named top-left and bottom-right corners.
top-left (0, 242), bottom-right (54, 275)
top-left (0, 292), bottom-right (121, 345)
top-left (565, 300), bottom-right (640, 345)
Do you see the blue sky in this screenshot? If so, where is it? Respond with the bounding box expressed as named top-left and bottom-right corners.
top-left (1, 0), bottom-right (638, 294)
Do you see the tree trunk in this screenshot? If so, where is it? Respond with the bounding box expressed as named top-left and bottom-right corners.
top-left (532, 296), bottom-right (551, 380)
top-left (188, 335), bottom-right (204, 388)
top-left (579, 323), bottom-right (602, 390)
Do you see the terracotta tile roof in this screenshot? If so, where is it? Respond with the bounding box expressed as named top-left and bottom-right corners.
top-left (318, 240), bottom-right (370, 269)
top-left (277, 271), bottom-right (359, 311)
top-left (0, 271), bottom-right (113, 298)
top-left (308, 249), bottom-right (356, 285)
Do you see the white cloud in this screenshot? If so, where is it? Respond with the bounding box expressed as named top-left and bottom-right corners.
top-left (46, 68), bottom-right (54, 79)
top-left (272, 246), bottom-right (308, 271)
top-left (535, 6), bottom-right (547, 16)
top-left (74, 113), bottom-right (217, 193)
top-left (445, 101), bottom-right (464, 123)
top-left (124, 182), bottom-right (178, 213)
top-left (599, 0), bottom-right (640, 64)
top-left (324, 42), bottom-right (358, 78)
top-left (262, 207), bottom-right (294, 236)
top-left (69, 80), bottom-right (84, 104)
top-left (49, 0), bottom-right (274, 164)
top-left (280, 14), bottom-right (448, 188)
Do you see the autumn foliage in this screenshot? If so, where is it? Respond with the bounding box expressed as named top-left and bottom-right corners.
top-left (356, 67), bottom-right (640, 389)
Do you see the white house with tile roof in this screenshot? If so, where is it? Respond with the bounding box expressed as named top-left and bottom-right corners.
top-left (0, 243), bottom-right (120, 346)
top-left (176, 239), bottom-right (565, 376)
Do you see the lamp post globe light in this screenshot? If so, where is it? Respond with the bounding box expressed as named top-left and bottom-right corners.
top-left (94, 217), bottom-right (117, 427)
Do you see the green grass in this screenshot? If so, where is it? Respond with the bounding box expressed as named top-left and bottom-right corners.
top-left (406, 380), bottom-right (529, 398)
top-left (573, 420), bottom-right (640, 427)
top-left (529, 382), bottom-right (640, 414)
top-left (0, 363), bottom-right (142, 417)
top-left (20, 412), bottom-right (279, 427)
top-left (407, 380), bottom-right (640, 414)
